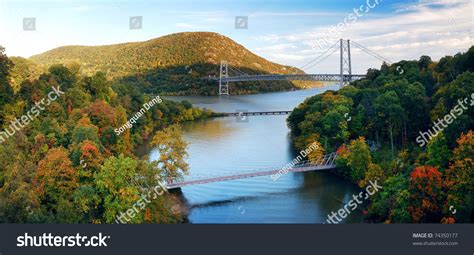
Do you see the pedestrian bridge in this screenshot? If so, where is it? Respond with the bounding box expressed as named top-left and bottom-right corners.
top-left (218, 111), bottom-right (292, 116)
top-left (166, 153), bottom-right (337, 189)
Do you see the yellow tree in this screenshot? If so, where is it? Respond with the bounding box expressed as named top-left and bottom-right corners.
top-left (359, 163), bottom-right (385, 188)
top-left (151, 125), bottom-right (189, 183)
top-left (302, 134), bottom-right (325, 164)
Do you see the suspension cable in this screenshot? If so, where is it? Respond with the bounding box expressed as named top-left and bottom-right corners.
top-left (351, 41), bottom-right (393, 65)
top-left (298, 40), bottom-right (340, 71)
top-left (303, 46), bottom-right (339, 71)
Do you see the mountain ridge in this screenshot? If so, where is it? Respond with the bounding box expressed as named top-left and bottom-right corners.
top-left (29, 32), bottom-right (314, 95)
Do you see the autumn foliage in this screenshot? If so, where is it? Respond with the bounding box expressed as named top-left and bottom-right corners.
top-left (408, 166), bottom-right (443, 223)
top-left (35, 147), bottom-right (78, 201)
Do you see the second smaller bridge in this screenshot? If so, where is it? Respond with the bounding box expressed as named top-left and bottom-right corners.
top-left (218, 111), bottom-right (292, 116)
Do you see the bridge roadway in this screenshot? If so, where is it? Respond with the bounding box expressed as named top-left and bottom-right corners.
top-left (219, 111), bottom-right (292, 116)
top-left (166, 153), bottom-right (338, 189)
top-left (211, 74), bottom-right (366, 82)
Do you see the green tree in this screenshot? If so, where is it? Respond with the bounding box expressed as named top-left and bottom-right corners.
top-left (0, 46), bottom-right (14, 112)
top-left (426, 133), bottom-right (450, 171)
top-left (369, 174), bottom-right (410, 223)
top-left (347, 137), bottom-right (372, 183)
top-left (48, 64), bottom-right (76, 91)
top-left (85, 72), bottom-right (113, 101)
top-left (94, 155), bottom-right (142, 224)
top-left (374, 91), bottom-right (404, 156)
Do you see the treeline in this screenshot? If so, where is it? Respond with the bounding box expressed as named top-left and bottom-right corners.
top-left (287, 46), bottom-right (474, 223)
top-left (119, 63), bottom-right (296, 96)
top-left (0, 46), bottom-right (212, 223)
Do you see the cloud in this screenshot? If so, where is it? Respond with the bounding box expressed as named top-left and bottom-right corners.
top-left (392, 0), bottom-right (464, 13)
top-left (250, 0), bottom-right (473, 73)
top-left (249, 11), bottom-right (345, 17)
top-left (256, 43), bottom-right (297, 52)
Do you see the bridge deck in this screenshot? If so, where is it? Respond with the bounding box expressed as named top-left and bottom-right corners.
top-left (210, 74), bottom-right (365, 82)
top-left (166, 162), bottom-right (336, 189)
top-left (219, 111), bottom-right (292, 116)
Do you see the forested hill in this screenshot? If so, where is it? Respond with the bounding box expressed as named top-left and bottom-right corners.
top-left (287, 46), bottom-right (474, 223)
top-left (29, 32), bottom-right (304, 95)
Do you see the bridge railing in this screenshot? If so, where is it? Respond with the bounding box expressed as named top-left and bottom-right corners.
top-left (166, 153), bottom-right (338, 187)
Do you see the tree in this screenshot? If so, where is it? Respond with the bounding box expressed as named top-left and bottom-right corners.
top-left (65, 87), bottom-right (91, 109)
top-left (335, 137), bottom-right (372, 183)
top-left (0, 136), bottom-right (42, 223)
top-left (426, 132), bottom-right (450, 171)
top-left (347, 137), bottom-right (372, 183)
top-left (48, 64), bottom-right (76, 91)
top-left (84, 72), bottom-right (112, 101)
top-left (150, 125), bottom-right (189, 182)
top-left (34, 148), bottom-right (78, 202)
top-left (374, 91), bottom-right (404, 156)
top-left (306, 141), bottom-right (325, 165)
top-left (418, 55), bottom-right (432, 70)
top-left (408, 166), bottom-right (444, 223)
top-left (445, 131), bottom-right (473, 222)
top-left (368, 174), bottom-right (410, 223)
top-left (94, 155), bottom-right (141, 224)
top-left (0, 46), bottom-right (14, 112)
top-left (399, 82), bottom-right (429, 143)
top-left (430, 72), bottom-right (474, 145)
top-left (72, 140), bottom-right (104, 181)
top-left (84, 100), bottom-right (118, 130)
top-left (359, 163), bottom-right (385, 188)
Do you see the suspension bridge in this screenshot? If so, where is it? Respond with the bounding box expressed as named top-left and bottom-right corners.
top-left (165, 39), bottom-right (392, 189)
top-left (210, 39), bottom-right (393, 95)
top-left (166, 153), bottom-right (337, 189)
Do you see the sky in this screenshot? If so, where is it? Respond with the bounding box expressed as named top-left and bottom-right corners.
top-left (0, 0), bottom-right (472, 74)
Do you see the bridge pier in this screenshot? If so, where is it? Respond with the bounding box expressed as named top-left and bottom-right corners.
top-left (219, 60), bottom-right (229, 95)
top-left (339, 39), bottom-right (352, 88)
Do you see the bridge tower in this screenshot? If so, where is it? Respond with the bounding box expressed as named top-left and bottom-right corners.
top-left (219, 60), bottom-right (229, 95)
top-left (339, 39), bottom-right (352, 88)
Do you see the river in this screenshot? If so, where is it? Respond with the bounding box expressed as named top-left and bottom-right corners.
top-left (151, 84), bottom-right (364, 223)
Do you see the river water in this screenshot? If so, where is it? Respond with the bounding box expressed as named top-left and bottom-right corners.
top-left (153, 84), bottom-right (364, 223)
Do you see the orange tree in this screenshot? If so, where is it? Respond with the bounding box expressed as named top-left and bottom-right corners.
top-left (408, 166), bottom-right (445, 223)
